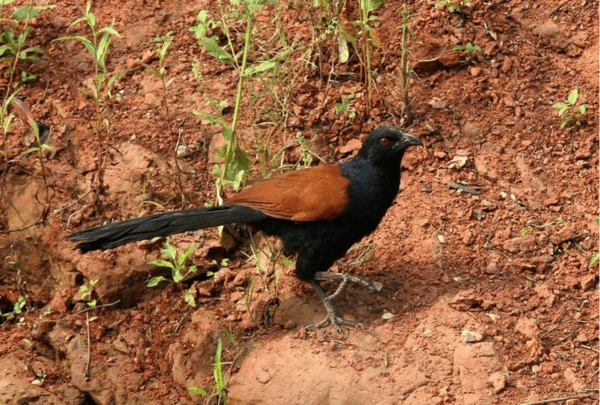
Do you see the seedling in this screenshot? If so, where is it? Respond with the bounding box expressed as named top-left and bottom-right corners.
top-left (147, 239), bottom-right (198, 307)
top-left (590, 219), bottom-right (599, 268)
top-left (553, 88), bottom-right (588, 130)
top-left (333, 90), bottom-right (357, 119)
top-left (434, 0), bottom-right (469, 13)
top-left (2, 294), bottom-right (26, 321)
top-left (452, 42), bottom-right (480, 63)
top-left (57, 2), bottom-right (126, 194)
top-left (79, 278), bottom-right (99, 307)
top-left (520, 226), bottom-right (533, 237)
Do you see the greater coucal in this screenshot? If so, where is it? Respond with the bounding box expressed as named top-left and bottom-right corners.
top-left (67, 126), bottom-right (422, 332)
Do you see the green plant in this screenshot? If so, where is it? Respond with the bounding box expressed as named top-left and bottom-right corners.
top-left (57, 2), bottom-right (126, 195)
top-left (357, 0), bottom-right (384, 115)
top-left (295, 132), bottom-right (314, 169)
top-left (0, 1), bottom-right (54, 84)
top-left (553, 88), bottom-right (588, 130)
top-left (2, 294), bottom-right (25, 320)
top-left (452, 42), bottom-right (480, 62)
top-left (333, 90), bottom-right (357, 119)
top-left (191, 1), bottom-right (276, 197)
top-left (399, 4), bottom-right (414, 119)
top-left (143, 32), bottom-right (185, 206)
top-left (435, 0), bottom-right (469, 13)
top-left (79, 278), bottom-right (98, 307)
top-left (520, 226), bottom-right (533, 237)
top-left (590, 219), bottom-right (599, 267)
top-left (147, 239), bottom-right (197, 307)
top-left (187, 336), bottom-right (228, 402)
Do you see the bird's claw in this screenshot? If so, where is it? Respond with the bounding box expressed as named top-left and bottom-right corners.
top-left (305, 313), bottom-right (362, 334)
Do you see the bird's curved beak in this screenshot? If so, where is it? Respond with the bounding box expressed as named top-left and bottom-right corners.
top-left (395, 133), bottom-right (423, 151)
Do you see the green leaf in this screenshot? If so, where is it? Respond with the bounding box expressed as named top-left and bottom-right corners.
top-left (188, 387), bottom-right (209, 396)
top-left (164, 243), bottom-right (178, 262)
top-left (244, 59), bottom-right (277, 76)
top-left (560, 116), bottom-right (572, 129)
top-left (338, 35), bottom-right (349, 63)
top-left (13, 5), bottom-right (39, 21)
top-left (58, 35), bottom-right (97, 57)
top-left (0, 0), bottom-right (15, 6)
top-left (173, 270), bottom-right (185, 283)
top-left (197, 36), bottom-right (233, 63)
top-left (183, 289), bottom-right (196, 307)
top-left (590, 251), bottom-right (599, 267)
top-left (147, 258), bottom-right (174, 269)
top-left (553, 102), bottom-right (568, 116)
top-left (578, 104), bottom-right (588, 114)
top-left (147, 276), bottom-right (167, 287)
top-left (452, 44), bottom-right (463, 52)
top-left (567, 88), bottom-right (579, 105)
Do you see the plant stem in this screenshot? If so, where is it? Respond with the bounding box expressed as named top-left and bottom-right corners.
top-left (220, 12), bottom-right (253, 187)
top-left (359, 0), bottom-right (372, 116)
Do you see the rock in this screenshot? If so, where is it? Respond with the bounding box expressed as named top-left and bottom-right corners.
top-left (470, 67), bottom-right (481, 77)
top-left (580, 274), bottom-right (597, 291)
top-left (463, 122), bottom-right (480, 137)
top-left (448, 156), bottom-right (469, 169)
top-left (433, 150), bottom-right (447, 159)
top-left (515, 317), bottom-right (539, 341)
top-left (461, 329), bottom-right (484, 343)
top-left (448, 291), bottom-right (482, 311)
top-left (564, 368), bottom-right (584, 391)
top-left (429, 98), bottom-right (448, 110)
top-left (0, 353), bottom-right (65, 405)
top-left (485, 260), bottom-right (500, 275)
top-left (488, 371), bottom-right (507, 394)
top-left (534, 284), bottom-right (556, 306)
top-left (462, 230), bottom-right (474, 246)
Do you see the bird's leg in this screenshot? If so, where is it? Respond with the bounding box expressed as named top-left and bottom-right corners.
top-left (305, 272), bottom-right (383, 333)
top-left (313, 271), bottom-right (383, 294)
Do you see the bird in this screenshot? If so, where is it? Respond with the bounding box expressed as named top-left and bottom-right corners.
top-left (67, 126), bottom-right (422, 332)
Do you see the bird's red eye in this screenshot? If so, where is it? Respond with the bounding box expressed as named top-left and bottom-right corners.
top-left (379, 137), bottom-right (391, 147)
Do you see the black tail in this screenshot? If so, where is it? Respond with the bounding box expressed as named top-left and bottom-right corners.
top-left (67, 205), bottom-right (267, 252)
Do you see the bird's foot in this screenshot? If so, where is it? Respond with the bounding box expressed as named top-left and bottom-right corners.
top-left (313, 271), bottom-right (383, 295)
top-left (305, 310), bottom-right (362, 334)
top-left (306, 273), bottom-right (383, 333)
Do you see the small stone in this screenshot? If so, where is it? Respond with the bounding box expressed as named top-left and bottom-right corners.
top-left (437, 234), bottom-right (446, 244)
top-left (429, 98), bottom-right (448, 110)
top-left (501, 57), bottom-right (512, 73)
top-left (485, 260), bottom-right (499, 275)
top-left (532, 365), bottom-right (541, 373)
top-left (499, 191), bottom-right (507, 200)
top-left (433, 150), bottom-right (447, 159)
top-left (381, 311), bottom-right (394, 320)
top-left (448, 156), bottom-right (468, 169)
top-left (580, 274), bottom-right (597, 291)
top-left (489, 371), bottom-right (507, 394)
top-left (516, 317), bottom-right (539, 341)
top-left (461, 329), bottom-right (484, 343)
top-left (257, 371), bottom-right (271, 384)
top-left (470, 67), bottom-right (481, 77)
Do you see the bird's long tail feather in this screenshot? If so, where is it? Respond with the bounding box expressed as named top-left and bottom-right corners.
top-left (67, 205), bottom-right (267, 252)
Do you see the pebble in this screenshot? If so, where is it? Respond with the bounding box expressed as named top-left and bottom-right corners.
top-left (488, 371), bottom-right (507, 394)
top-left (461, 329), bottom-right (484, 343)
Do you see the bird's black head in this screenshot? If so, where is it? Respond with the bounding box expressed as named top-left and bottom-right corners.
top-left (357, 126), bottom-right (422, 165)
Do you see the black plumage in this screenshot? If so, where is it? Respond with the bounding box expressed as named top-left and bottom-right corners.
top-left (68, 126), bottom-right (422, 331)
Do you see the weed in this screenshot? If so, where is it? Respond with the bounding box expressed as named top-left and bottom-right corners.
top-left (147, 239), bottom-right (198, 307)
top-left (590, 219), bottom-right (599, 268)
top-left (357, 0), bottom-right (384, 115)
top-left (452, 42), bottom-right (480, 63)
top-left (333, 89), bottom-right (357, 119)
top-left (435, 0), bottom-right (470, 13)
top-left (399, 4), bottom-right (414, 119)
top-left (191, 2), bottom-right (278, 197)
top-left (57, 2), bottom-right (126, 195)
top-left (188, 336), bottom-right (228, 403)
top-left (0, 2), bottom-right (54, 85)
top-left (295, 132), bottom-right (314, 169)
top-left (79, 278), bottom-right (98, 307)
top-left (2, 294), bottom-right (26, 323)
top-left (520, 226), bottom-right (533, 237)
top-left (553, 88), bottom-right (588, 130)
top-left (143, 31), bottom-right (185, 206)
